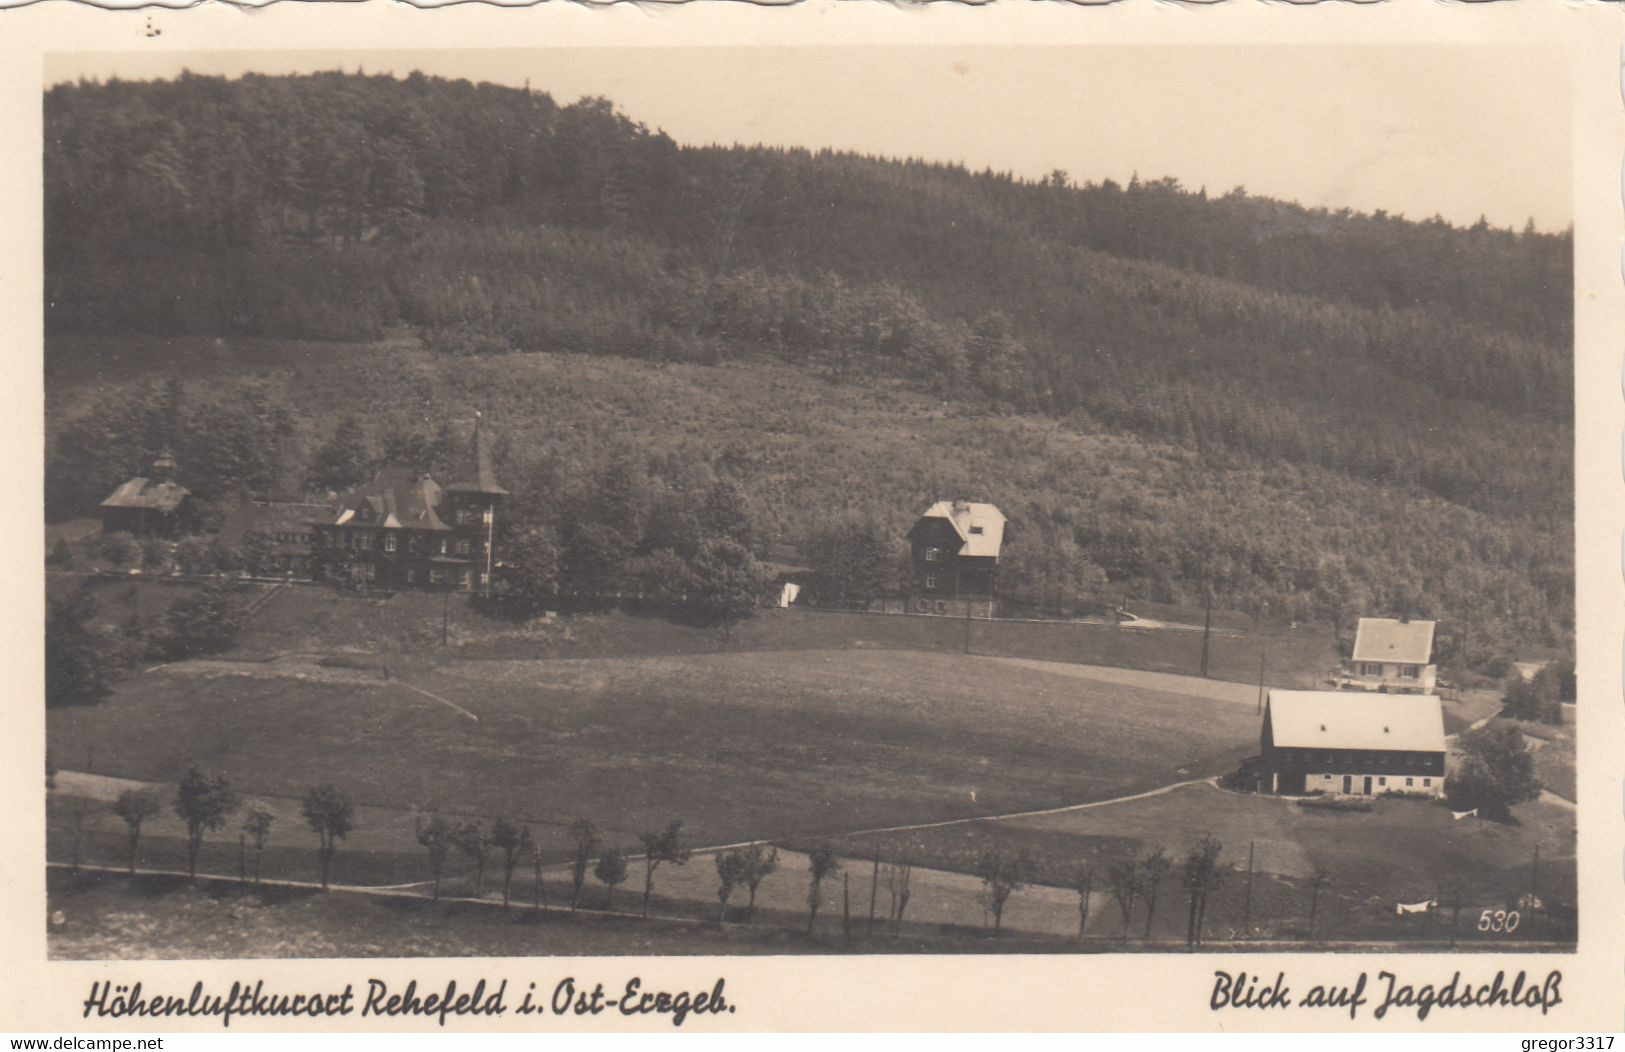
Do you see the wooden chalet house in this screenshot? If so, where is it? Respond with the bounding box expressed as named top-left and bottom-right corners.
top-left (1253, 689), bottom-right (1446, 798)
top-left (906, 500), bottom-right (1005, 617)
top-left (99, 451), bottom-right (193, 537)
top-left (1338, 617), bottom-right (1438, 694)
top-left (312, 416), bottom-right (509, 593)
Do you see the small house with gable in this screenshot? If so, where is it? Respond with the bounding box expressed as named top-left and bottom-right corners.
top-left (99, 451), bottom-right (193, 538)
top-left (1340, 617), bottom-right (1438, 694)
top-left (907, 500), bottom-right (1004, 616)
top-left (1256, 689), bottom-right (1447, 798)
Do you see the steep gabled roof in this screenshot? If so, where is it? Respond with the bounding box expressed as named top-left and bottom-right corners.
top-left (445, 414), bottom-right (508, 496)
top-left (100, 477), bottom-right (190, 513)
top-left (915, 501), bottom-right (1005, 558)
top-left (1351, 618), bottom-right (1436, 666)
top-left (330, 468), bottom-right (451, 531)
top-left (1266, 690), bottom-right (1446, 753)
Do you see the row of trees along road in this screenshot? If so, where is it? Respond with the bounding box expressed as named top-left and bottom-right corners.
top-left (71, 768), bottom-right (1556, 943)
top-left (100, 767), bottom-right (353, 890)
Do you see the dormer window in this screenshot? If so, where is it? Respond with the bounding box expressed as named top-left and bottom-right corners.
top-left (969, 526), bottom-right (983, 535)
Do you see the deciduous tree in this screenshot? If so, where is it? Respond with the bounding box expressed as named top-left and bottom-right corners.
top-left (300, 783), bottom-right (354, 890)
top-left (46, 587), bottom-right (115, 707)
top-left (1181, 835), bottom-right (1225, 948)
top-left (567, 818), bottom-right (599, 911)
top-left (457, 821), bottom-right (492, 898)
top-left (1448, 724), bottom-right (1542, 821)
top-left (112, 788), bottom-right (161, 876)
top-left (637, 821), bottom-right (689, 919)
top-left (977, 847), bottom-right (1040, 935)
top-left (162, 580), bottom-right (245, 658)
top-left (714, 850), bottom-right (749, 923)
top-left (805, 844), bottom-right (842, 935)
top-left (1073, 865), bottom-right (1094, 942)
top-left (173, 766), bottom-right (239, 879)
top-left (1141, 846), bottom-right (1172, 940)
top-left (1107, 858), bottom-right (1144, 946)
top-left (594, 845), bottom-right (629, 911)
top-left (489, 816), bottom-right (533, 909)
top-left (739, 843), bottom-right (779, 922)
top-left (242, 801), bottom-right (276, 888)
top-left (415, 812), bottom-right (455, 901)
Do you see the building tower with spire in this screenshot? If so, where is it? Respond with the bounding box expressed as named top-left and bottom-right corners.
top-left (310, 413), bottom-right (508, 593)
top-left (442, 411), bottom-right (509, 595)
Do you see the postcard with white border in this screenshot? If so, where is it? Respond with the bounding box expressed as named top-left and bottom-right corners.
top-left (1, 0), bottom-right (1620, 1033)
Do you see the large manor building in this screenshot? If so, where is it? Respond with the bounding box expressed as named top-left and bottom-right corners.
top-left (311, 417), bottom-right (508, 592)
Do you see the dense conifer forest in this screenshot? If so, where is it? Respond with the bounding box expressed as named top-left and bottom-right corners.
top-left (43, 71), bottom-right (1574, 671)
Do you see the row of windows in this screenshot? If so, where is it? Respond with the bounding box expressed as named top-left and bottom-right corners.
top-left (271, 531), bottom-right (311, 545)
top-left (349, 565), bottom-right (491, 589)
top-left (1316, 751), bottom-right (1433, 766)
top-left (1278, 750), bottom-right (1437, 769)
top-left (1322, 774), bottom-right (1433, 789)
top-left (323, 532), bottom-right (480, 557)
top-left (1358, 663), bottom-right (1422, 678)
top-left (403, 569), bottom-right (491, 588)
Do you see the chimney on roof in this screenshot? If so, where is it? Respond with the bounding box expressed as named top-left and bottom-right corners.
top-left (152, 450), bottom-right (178, 484)
top-left (952, 499), bottom-right (969, 513)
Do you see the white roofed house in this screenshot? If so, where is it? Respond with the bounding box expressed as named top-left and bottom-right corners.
top-left (1256, 690), bottom-right (1448, 798)
top-left (906, 500), bottom-right (1005, 617)
top-left (1339, 617), bottom-right (1438, 694)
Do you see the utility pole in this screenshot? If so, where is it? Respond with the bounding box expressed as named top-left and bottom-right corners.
top-left (1530, 843), bottom-right (1541, 922)
top-left (963, 599), bottom-right (973, 655)
top-left (485, 500), bottom-right (495, 598)
top-left (1241, 839), bottom-right (1255, 937)
top-left (442, 589), bottom-right (450, 646)
top-left (842, 872), bottom-right (852, 943)
top-left (1199, 590), bottom-right (1213, 678)
top-left (868, 842), bottom-right (880, 935)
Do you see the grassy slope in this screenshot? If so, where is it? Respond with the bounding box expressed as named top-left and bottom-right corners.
top-left (47, 644), bottom-right (1262, 851)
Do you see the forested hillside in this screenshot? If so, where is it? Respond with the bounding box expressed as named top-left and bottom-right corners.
top-left (43, 71), bottom-right (1574, 668)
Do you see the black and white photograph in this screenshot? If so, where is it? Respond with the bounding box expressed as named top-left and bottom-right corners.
top-left (33, 37), bottom-right (1582, 972)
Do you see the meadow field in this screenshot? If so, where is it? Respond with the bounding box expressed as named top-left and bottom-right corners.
top-left (48, 641), bottom-right (1263, 852)
top-left (48, 575), bottom-right (1571, 954)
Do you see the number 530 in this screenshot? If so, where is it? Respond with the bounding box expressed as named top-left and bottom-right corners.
top-left (1478, 909), bottom-right (1521, 932)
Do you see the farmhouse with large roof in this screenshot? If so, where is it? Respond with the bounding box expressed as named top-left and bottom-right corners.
top-left (1253, 689), bottom-right (1447, 798)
